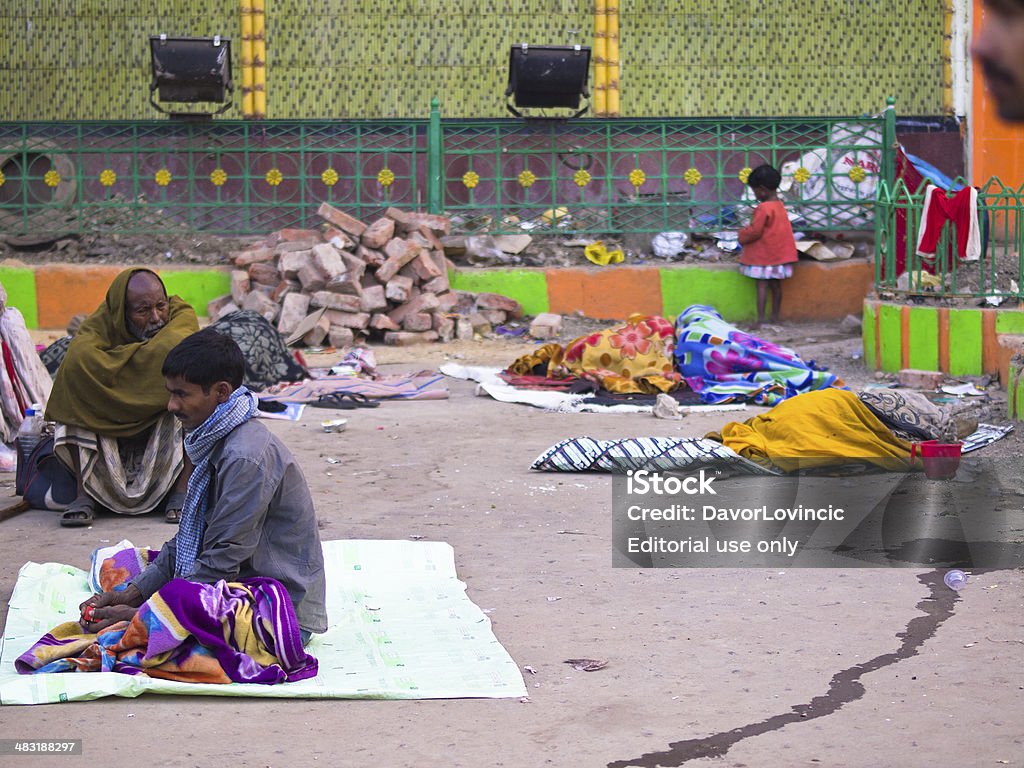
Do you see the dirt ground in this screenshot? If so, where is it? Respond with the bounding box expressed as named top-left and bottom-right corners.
top-left (1, 322), bottom-right (1022, 767)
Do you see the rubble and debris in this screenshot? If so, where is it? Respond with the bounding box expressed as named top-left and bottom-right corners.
top-left (208, 204), bottom-right (524, 348)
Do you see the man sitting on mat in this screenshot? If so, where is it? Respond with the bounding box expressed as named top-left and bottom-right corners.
top-left (45, 268), bottom-right (198, 527)
top-left (79, 328), bottom-right (328, 645)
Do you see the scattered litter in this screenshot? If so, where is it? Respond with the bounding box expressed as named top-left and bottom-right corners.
top-left (520, 696), bottom-right (532, 703)
top-left (325, 457), bottom-right (340, 464)
top-left (564, 658), bottom-right (608, 672)
top-left (653, 393), bottom-right (683, 420)
top-left (546, 596), bottom-right (562, 602)
top-left (651, 231), bottom-right (690, 258)
top-left (941, 383), bottom-right (986, 397)
top-left (523, 666), bottom-right (538, 675)
top-left (584, 241), bottom-right (625, 266)
top-left (556, 530), bottom-right (589, 535)
top-left (408, 535), bottom-right (425, 540)
top-left (321, 418), bottom-right (348, 433)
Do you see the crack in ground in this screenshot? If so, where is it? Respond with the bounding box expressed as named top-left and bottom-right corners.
top-left (607, 570), bottom-right (957, 767)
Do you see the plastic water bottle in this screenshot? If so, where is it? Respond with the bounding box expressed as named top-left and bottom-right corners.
top-left (944, 569), bottom-right (968, 592)
top-left (16, 403), bottom-right (44, 468)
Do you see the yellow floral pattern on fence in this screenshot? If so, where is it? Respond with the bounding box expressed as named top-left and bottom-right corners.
top-left (683, 168), bottom-right (701, 185)
top-left (518, 170), bottom-right (536, 188)
top-left (629, 168), bottom-right (646, 189)
top-left (265, 168), bottom-right (283, 186)
top-left (99, 169), bottom-right (116, 187)
top-left (377, 168), bottom-right (395, 187)
top-left (154, 169), bottom-right (171, 186)
top-left (321, 168), bottom-right (338, 186)
top-left (573, 169), bottom-right (591, 187)
top-left (44, 170), bottom-right (61, 187)
top-left (210, 168), bottom-right (227, 186)
top-left (793, 167), bottom-right (811, 184)
top-left (848, 164), bottom-right (867, 183)
top-left (738, 167), bottom-right (752, 184)
top-left (462, 171), bottom-right (479, 189)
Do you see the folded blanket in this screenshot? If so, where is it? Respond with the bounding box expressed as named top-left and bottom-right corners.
top-left (261, 372), bottom-right (447, 402)
top-left (674, 305), bottom-right (844, 405)
top-left (508, 315), bottom-right (682, 394)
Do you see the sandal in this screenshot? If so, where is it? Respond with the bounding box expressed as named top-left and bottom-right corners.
top-left (310, 392), bottom-right (380, 410)
top-left (164, 490), bottom-right (187, 524)
top-left (60, 497), bottom-right (96, 528)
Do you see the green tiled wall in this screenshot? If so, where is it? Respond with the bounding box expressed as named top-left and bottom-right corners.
top-left (0, 0), bottom-right (945, 119)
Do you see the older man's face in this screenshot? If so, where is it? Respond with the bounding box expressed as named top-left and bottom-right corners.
top-left (125, 273), bottom-right (170, 340)
top-left (975, 0), bottom-right (1024, 121)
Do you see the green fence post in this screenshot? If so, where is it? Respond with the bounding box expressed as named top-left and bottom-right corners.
top-left (427, 97), bottom-right (443, 214)
top-left (874, 96), bottom-right (898, 290)
top-left (883, 95), bottom-right (896, 185)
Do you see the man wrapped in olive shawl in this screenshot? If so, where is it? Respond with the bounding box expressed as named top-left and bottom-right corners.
top-left (46, 268), bottom-right (199, 526)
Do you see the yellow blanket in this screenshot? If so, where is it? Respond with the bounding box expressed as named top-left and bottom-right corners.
top-left (709, 389), bottom-right (912, 472)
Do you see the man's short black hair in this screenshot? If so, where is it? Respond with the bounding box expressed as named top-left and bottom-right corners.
top-left (747, 164), bottom-right (782, 191)
top-left (162, 328), bottom-right (245, 390)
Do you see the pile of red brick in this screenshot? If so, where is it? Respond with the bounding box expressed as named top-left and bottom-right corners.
top-left (207, 203), bottom-right (524, 347)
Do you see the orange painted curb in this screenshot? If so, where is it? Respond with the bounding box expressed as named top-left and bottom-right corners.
top-left (546, 266), bottom-right (663, 321)
top-left (982, 309), bottom-right (1000, 375)
top-left (35, 264), bottom-right (123, 330)
top-left (783, 261), bottom-right (873, 322)
top-left (937, 308), bottom-right (950, 372)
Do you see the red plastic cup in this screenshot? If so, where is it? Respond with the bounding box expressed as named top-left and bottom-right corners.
top-left (910, 440), bottom-right (962, 480)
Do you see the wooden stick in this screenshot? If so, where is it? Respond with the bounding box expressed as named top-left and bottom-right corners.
top-left (0, 499), bottom-right (30, 523)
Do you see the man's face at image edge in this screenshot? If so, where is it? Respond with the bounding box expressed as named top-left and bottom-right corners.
top-left (975, 0), bottom-right (1024, 122)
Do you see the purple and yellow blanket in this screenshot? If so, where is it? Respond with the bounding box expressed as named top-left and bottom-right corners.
top-left (16, 548), bottom-right (317, 685)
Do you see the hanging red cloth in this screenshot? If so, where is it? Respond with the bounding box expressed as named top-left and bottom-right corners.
top-left (915, 186), bottom-right (981, 270)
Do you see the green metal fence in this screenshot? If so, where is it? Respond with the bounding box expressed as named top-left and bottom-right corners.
top-left (0, 99), bottom-right (894, 239)
top-left (874, 176), bottom-right (1024, 299)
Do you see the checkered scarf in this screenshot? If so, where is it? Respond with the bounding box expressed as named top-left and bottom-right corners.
top-left (174, 386), bottom-right (258, 579)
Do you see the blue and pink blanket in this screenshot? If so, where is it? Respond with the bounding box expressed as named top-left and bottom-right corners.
top-left (674, 305), bottom-right (845, 405)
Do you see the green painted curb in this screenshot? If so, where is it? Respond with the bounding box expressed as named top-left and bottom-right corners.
top-left (448, 269), bottom-right (549, 316)
top-left (661, 268), bottom-right (754, 323)
top-left (0, 266), bottom-right (39, 329)
top-left (158, 270), bottom-right (232, 319)
top-left (862, 302), bottom-right (876, 369)
top-left (995, 309), bottom-right (1024, 335)
top-left (907, 306), bottom-right (938, 371)
top-left (948, 309), bottom-right (982, 376)
top-left (877, 304), bottom-right (902, 371)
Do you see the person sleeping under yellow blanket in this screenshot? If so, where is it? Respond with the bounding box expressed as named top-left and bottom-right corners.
top-left (707, 389), bottom-right (912, 473)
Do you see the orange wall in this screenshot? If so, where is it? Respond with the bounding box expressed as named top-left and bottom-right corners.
top-left (971, 0), bottom-right (1024, 186)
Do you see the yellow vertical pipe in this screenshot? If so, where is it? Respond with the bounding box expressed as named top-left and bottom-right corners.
top-left (941, 0), bottom-right (953, 114)
top-left (606, 0), bottom-right (619, 116)
top-left (252, 0), bottom-right (267, 118)
top-left (594, 0), bottom-right (608, 116)
top-left (240, 1), bottom-right (254, 117)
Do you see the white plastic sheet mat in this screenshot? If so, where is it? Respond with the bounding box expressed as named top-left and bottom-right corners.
top-left (0, 540), bottom-right (526, 704)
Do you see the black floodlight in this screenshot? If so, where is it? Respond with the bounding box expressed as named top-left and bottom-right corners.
top-left (505, 43), bottom-right (591, 119)
top-left (149, 35), bottom-right (233, 119)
